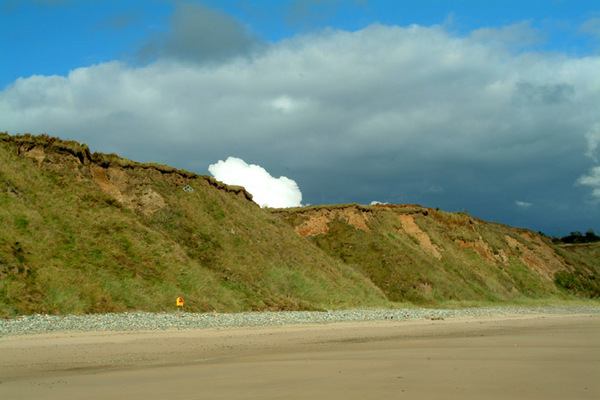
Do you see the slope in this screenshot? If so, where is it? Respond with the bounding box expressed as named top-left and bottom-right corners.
top-left (274, 204), bottom-right (599, 305)
top-left (0, 133), bottom-right (386, 316)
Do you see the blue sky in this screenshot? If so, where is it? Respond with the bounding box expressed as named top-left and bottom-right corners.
top-left (3, 1), bottom-right (598, 88)
top-left (1, 0), bottom-right (599, 235)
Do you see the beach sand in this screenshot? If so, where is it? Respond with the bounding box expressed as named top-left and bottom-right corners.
top-left (1, 313), bottom-right (598, 399)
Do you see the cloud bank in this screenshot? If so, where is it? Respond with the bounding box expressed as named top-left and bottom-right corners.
top-left (208, 157), bottom-right (302, 208)
top-left (1, 9), bottom-right (599, 233)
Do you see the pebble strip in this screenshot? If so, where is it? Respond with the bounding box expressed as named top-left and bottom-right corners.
top-left (1, 306), bottom-right (598, 337)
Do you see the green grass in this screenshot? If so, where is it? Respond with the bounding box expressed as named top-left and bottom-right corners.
top-left (1, 132), bottom-right (598, 316)
top-left (0, 133), bottom-right (387, 316)
top-left (277, 204), bottom-right (599, 306)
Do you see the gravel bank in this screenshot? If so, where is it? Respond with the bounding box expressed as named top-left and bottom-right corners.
top-left (1, 306), bottom-right (599, 337)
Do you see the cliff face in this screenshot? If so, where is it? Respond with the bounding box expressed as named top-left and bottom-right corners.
top-left (12, 134), bottom-right (254, 216)
top-left (1, 133), bottom-right (598, 316)
top-left (0, 133), bottom-right (385, 316)
top-left (274, 204), bottom-right (599, 304)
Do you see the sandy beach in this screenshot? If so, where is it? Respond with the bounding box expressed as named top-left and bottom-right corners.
top-left (1, 313), bottom-right (598, 399)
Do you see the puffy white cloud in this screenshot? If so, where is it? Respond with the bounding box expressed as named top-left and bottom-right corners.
top-left (208, 157), bottom-right (302, 208)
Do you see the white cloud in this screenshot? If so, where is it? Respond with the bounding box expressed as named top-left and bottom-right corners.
top-left (576, 123), bottom-right (600, 200)
top-left (208, 157), bottom-right (302, 208)
top-left (584, 122), bottom-right (600, 161)
top-left (577, 166), bottom-right (600, 200)
top-left (515, 200), bottom-right (533, 208)
top-left (370, 201), bottom-right (389, 205)
top-left (270, 95), bottom-right (309, 114)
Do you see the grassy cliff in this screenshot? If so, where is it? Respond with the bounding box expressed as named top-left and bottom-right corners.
top-left (1, 133), bottom-right (598, 316)
top-left (0, 133), bottom-right (386, 316)
top-left (274, 204), bottom-right (599, 306)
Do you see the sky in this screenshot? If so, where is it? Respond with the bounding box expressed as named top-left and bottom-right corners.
top-left (1, 0), bottom-right (599, 236)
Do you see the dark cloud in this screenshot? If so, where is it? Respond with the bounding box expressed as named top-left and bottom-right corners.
top-left (513, 82), bottom-right (575, 105)
top-left (2, 23), bottom-right (599, 234)
top-left (137, 2), bottom-right (263, 64)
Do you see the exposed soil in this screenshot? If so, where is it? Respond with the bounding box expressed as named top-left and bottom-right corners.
top-left (505, 233), bottom-right (567, 280)
top-left (398, 213), bottom-right (442, 259)
top-left (293, 206), bottom-right (372, 237)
